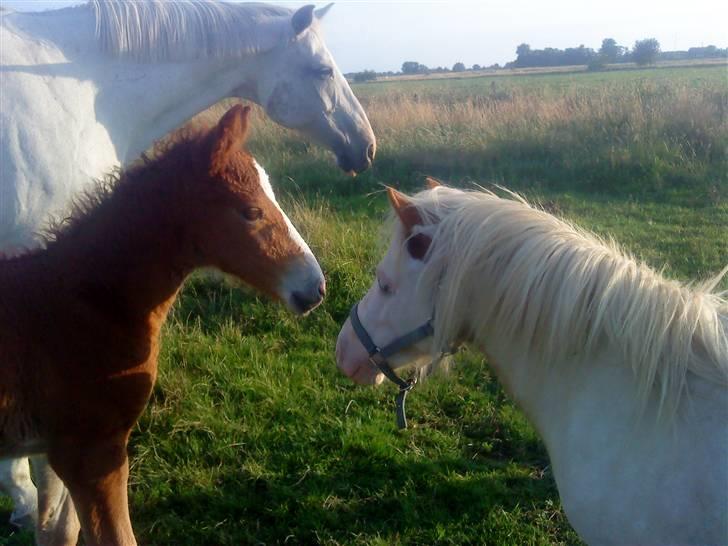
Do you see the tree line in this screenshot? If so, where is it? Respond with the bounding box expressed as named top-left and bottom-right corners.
top-left (347, 38), bottom-right (727, 81)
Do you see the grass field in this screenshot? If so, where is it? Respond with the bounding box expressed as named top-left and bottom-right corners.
top-left (2, 65), bottom-right (726, 545)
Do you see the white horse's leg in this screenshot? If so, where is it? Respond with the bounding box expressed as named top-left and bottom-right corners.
top-left (33, 455), bottom-right (80, 546)
top-left (0, 458), bottom-right (38, 529)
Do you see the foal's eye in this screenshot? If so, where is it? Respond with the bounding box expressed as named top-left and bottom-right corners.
top-left (241, 207), bottom-right (263, 222)
top-left (377, 277), bottom-right (392, 295)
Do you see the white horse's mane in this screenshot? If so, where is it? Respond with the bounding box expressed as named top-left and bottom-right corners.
top-left (408, 186), bottom-right (728, 415)
top-left (90, 0), bottom-right (292, 62)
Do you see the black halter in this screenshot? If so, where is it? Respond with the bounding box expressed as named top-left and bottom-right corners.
top-left (349, 302), bottom-right (437, 429)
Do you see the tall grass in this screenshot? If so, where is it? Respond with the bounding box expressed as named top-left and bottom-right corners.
top-left (241, 69), bottom-right (728, 204)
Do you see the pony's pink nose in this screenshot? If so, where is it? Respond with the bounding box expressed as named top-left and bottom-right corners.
top-left (336, 318), bottom-right (382, 385)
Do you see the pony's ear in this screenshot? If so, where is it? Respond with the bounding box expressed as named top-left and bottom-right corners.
top-left (387, 187), bottom-right (423, 231)
top-left (315, 3), bottom-right (334, 19)
top-left (211, 105), bottom-right (251, 170)
top-left (292, 5), bottom-right (315, 35)
top-left (425, 177), bottom-right (442, 189)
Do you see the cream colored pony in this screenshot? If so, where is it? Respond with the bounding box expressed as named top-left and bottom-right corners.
top-left (336, 182), bottom-right (728, 545)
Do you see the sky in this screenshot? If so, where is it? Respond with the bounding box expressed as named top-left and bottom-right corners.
top-left (3, 0), bottom-right (727, 73)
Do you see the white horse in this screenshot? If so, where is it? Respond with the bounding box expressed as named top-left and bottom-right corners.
top-left (0, 0), bottom-right (375, 251)
top-left (1, 0), bottom-right (374, 539)
top-left (336, 182), bottom-right (728, 545)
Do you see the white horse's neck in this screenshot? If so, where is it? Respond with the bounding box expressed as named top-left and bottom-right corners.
top-left (7, 6), bottom-right (264, 162)
top-left (476, 328), bottom-right (726, 545)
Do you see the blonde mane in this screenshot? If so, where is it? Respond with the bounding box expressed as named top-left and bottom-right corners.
top-left (410, 186), bottom-right (728, 415)
top-left (90, 0), bottom-right (292, 62)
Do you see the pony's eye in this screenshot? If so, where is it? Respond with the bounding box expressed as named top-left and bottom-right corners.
top-left (241, 207), bottom-right (263, 222)
top-left (315, 66), bottom-right (334, 79)
top-left (377, 277), bottom-right (391, 295)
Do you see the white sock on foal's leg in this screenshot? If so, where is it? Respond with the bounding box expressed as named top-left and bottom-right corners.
top-left (0, 458), bottom-right (38, 529)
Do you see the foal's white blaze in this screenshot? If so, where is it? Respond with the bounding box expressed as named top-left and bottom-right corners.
top-left (253, 161), bottom-right (324, 314)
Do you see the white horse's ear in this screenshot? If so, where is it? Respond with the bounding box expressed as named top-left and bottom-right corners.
top-left (425, 177), bottom-right (442, 189)
top-left (292, 5), bottom-right (316, 35)
top-left (315, 3), bottom-right (334, 19)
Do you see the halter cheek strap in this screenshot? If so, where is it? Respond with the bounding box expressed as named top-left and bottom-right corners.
top-left (349, 303), bottom-right (435, 429)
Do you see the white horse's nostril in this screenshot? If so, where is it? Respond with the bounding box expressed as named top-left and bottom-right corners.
top-left (366, 142), bottom-right (376, 162)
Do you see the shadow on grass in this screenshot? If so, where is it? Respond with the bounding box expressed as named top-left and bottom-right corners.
top-left (132, 452), bottom-right (564, 545)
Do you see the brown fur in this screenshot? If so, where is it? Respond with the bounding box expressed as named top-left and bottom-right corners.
top-left (0, 105), bottom-right (305, 545)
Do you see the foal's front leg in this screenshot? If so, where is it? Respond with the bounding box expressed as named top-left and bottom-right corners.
top-left (48, 439), bottom-right (135, 546)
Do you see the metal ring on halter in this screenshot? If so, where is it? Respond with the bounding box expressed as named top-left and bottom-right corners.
top-left (349, 303), bottom-right (435, 429)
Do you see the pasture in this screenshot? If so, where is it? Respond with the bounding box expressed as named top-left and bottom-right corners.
top-left (2, 65), bottom-right (726, 545)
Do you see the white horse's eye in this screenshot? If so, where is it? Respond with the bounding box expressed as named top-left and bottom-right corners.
top-left (314, 66), bottom-right (334, 79)
top-left (377, 277), bottom-right (392, 295)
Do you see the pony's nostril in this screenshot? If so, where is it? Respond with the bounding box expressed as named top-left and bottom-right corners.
top-left (318, 280), bottom-right (326, 297)
top-left (366, 142), bottom-right (376, 162)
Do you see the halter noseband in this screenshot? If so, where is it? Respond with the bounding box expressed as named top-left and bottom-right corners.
top-left (349, 302), bottom-right (436, 429)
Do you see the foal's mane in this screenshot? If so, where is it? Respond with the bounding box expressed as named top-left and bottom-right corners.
top-left (410, 187), bottom-right (728, 414)
top-left (90, 0), bottom-right (292, 62)
top-left (41, 125), bottom-right (212, 252)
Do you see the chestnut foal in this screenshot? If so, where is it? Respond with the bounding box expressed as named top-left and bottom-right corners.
top-left (0, 105), bottom-right (325, 545)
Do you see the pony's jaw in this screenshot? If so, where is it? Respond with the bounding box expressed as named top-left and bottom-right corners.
top-left (335, 317), bottom-right (384, 385)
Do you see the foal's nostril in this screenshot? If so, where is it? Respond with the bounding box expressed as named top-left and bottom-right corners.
top-left (292, 287), bottom-right (324, 314)
top-left (366, 142), bottom-right (376, 162)
top-left (318, 280), bottom-right (326, 298)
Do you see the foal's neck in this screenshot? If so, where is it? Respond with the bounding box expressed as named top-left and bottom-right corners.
top-left (49, 172), bottom-right (198, 326)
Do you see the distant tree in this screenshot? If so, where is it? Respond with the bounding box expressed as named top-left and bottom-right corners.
top-left (401, 61), bottom-right (429, 74)
top-left (687, 45), bottom-right (727, 59)
top-left (352, 70), bottom-right (377, 83)
top-left (489, 63), bottom-right (501, 69)
top-left (516, 43), bottom-right (531, 57)
top-left (599, 38), bottom-right (625, 63)
top-left (452, 62), bottom-right (466, 72)
top-left (632, 38), bottom-right (660, 65)
top-left (472, 63), bottom-right (482, 71)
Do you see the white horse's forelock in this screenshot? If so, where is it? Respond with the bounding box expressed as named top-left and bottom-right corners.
top-left (409, 186), bottom-right (728, 417)
top-left (90, 0), bottom-right (293, 62)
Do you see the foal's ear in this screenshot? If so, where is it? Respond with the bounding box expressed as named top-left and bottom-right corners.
top-left (387, 187), bottom-right (423, 231)
top-left (292, 5), bottom-right (315, 35)
top-left (211, 105), bottom-right (251, 169)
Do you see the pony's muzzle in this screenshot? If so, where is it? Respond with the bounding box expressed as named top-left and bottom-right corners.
top-left (335, 318), bottom-right (384, 385)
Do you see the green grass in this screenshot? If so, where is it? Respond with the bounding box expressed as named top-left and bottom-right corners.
top-left (2, 66), bottom-right (726, 545)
